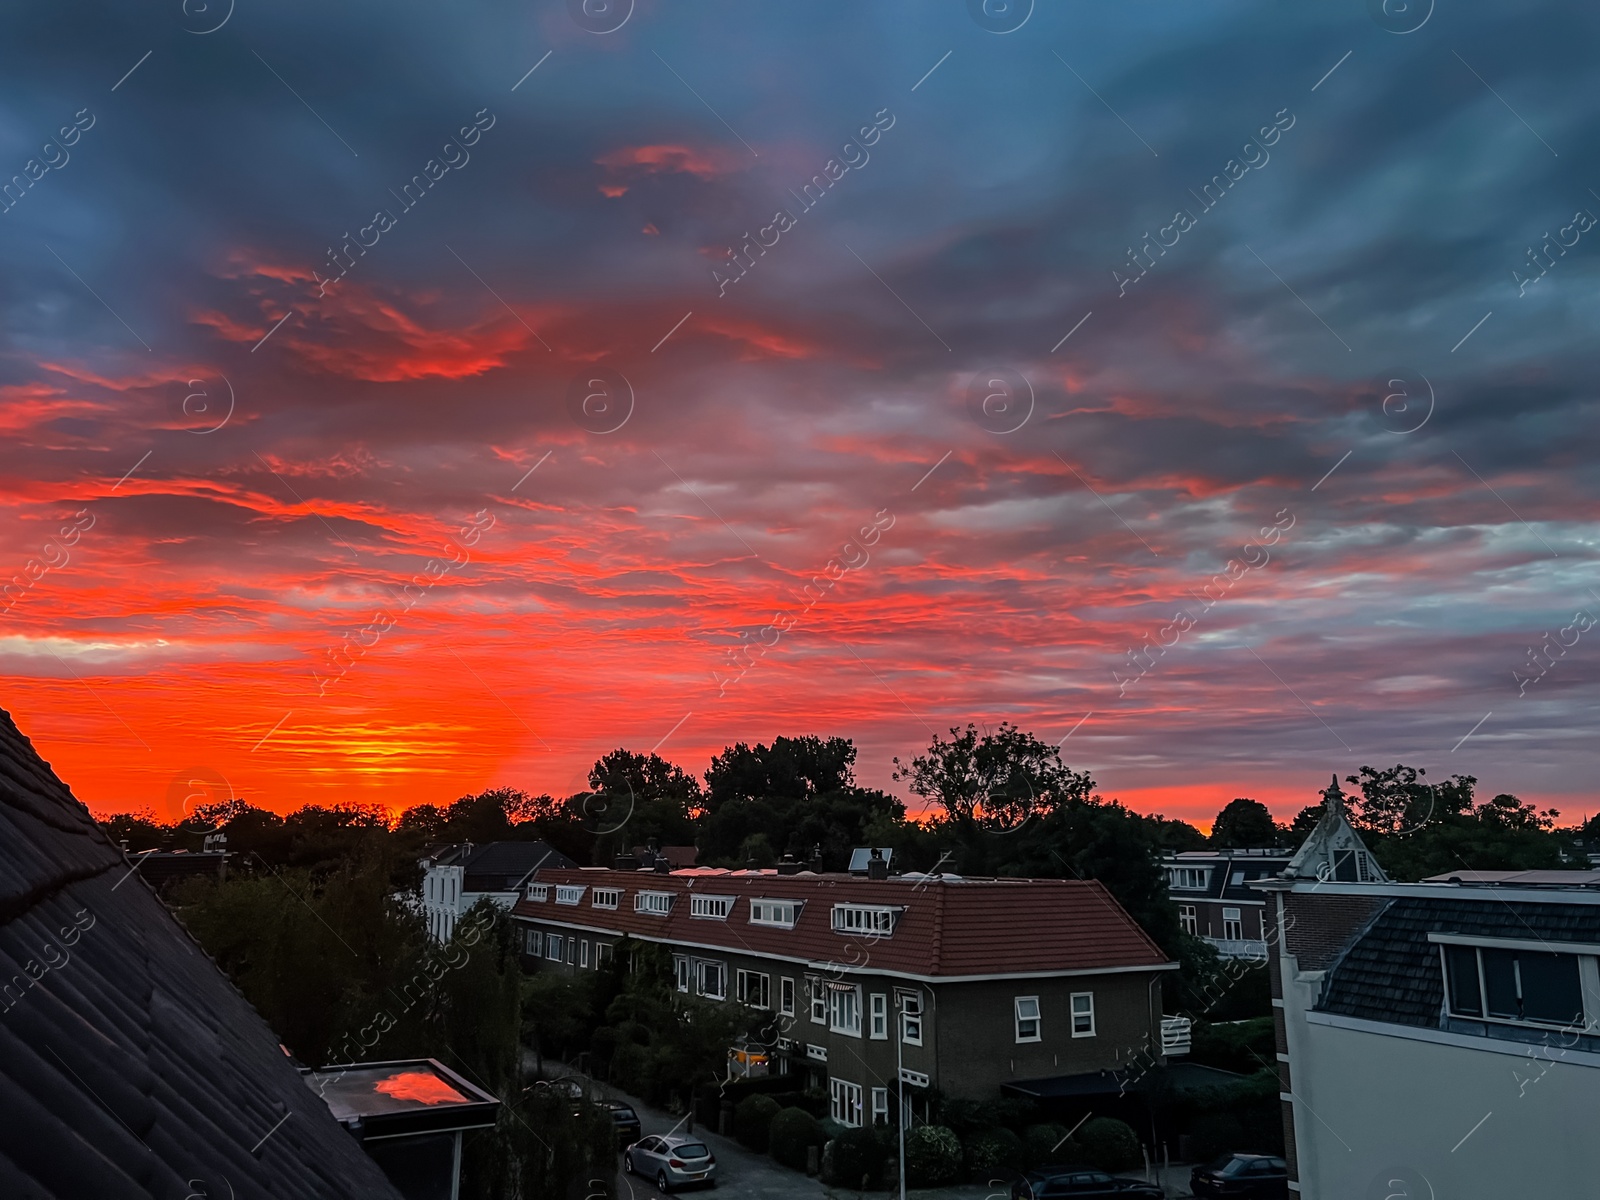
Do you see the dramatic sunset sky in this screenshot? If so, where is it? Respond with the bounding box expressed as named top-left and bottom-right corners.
top-left (2, 0), bottom-right (1596, 825)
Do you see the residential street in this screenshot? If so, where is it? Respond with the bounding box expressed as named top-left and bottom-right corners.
top-left (528, 1055), bottom-right (1194, 1199)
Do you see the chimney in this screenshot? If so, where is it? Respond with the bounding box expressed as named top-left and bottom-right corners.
top-left (807, 843), bottom-right (823, 873)
top-left (614, 850), bottom-right (639, 871)
top-left (867, 847), bottom-right (889, 880)
top-left (776, 853), bottom-right (802, 876)
top-left (653, 852), bottom-right (671, 874)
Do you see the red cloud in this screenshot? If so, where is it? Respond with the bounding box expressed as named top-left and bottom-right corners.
top-left (596, 143), bottom-right (744, 181)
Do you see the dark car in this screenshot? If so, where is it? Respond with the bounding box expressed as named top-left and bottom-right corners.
top-left (604, 1101), bottom-right (641, 1148)
top-left (1010, 1166), bottom-right (1164, 1199)
top-left (1190, 1154), bottom-right (1289, 1198)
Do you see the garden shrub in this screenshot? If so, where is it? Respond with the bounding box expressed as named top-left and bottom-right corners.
top-left (769, 1106), bottom-right (826, 1171)
top-left (964, 1126), bottom-right (1024, 1175)
top-left (825, 1126), bottom-right (888, 1189)
top-left (904, 1125), bottom-right (962, 1187)
top-left (1022, 1123), bottom-right (1072, 1168)
top-left (1078, 1117), bottom-right (1141, 1172)
top-left (734, 1093), bottom-right (782, 1152)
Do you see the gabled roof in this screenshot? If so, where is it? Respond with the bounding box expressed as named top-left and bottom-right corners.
top-left (1284, 776), bottom-right (1387, 883)
top-left (0, 707), bottom-right (404, 1200)
top-left (515, 868), bottom-right (1173, 979)
top-left (427, 840), bottom-right (578, 885)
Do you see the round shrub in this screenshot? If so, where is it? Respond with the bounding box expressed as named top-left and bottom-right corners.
top-left (825, 1126), bottom-right (888, 1189)
top-left (769, 1106), bottom-right (826, 1171)
top-left (965, 1126), bottom-right (1024, 1176)
top-left (1078, 1117), bottom-right (1141, 1172)
top-left (904, 1125), bottom-right (962, 1187)
top-left (1189, 1112), bottom-right (1246, 1163)
top-left (734, 1093), bottom-right (782, 1152)
top-left (1022, 1124), bottom-right (1074, 1168)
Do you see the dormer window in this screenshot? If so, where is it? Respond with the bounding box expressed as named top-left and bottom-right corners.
top-left (750, 899), bottom-right (801, 928)
top-left (690, 894), bottom-right (735, 920)
top-left (831, 904), bottom-right (899, 936)
top-left (555, 885), bottom-right (587, 906)
top-left (1435, 935), bottom-right (1585, 1030)
top-left (1168, 867), bottom-right (1209, 890)
top-left (592, 887), bottom-right (621, 910)
top-left (635, 890), bottom-right (674, 916)
top-left (527, 884), bottom-right (549, 902)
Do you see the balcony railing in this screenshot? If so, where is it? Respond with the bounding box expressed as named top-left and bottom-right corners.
top-left (1205, 936), bottom-right (1270, 960)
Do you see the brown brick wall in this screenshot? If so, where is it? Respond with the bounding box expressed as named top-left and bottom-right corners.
top-left (1283, 892), bottom-right (1387, 970)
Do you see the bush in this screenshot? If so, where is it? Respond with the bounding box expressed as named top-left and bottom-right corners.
top-left (1022, 1123), bottom-right (1073, 1169)
top-left (769, 1107), bottom-right (826, 1171)
top-left (825, 1126), bottom-right (888, 1189)
top-left (904, 1125), bottom-right (962, 1187)
top-left (1190, 1018), bottom-right (1276, 1075)
top-left (964, 1126), bottom-right (1024, 1176)
top-left (1189, 1112), bottom-right (1246, 1162)
top-left (734, 1094), bottom-right (782, 1152)
top-left (1078, 1117), bottom-right (1140, 1172)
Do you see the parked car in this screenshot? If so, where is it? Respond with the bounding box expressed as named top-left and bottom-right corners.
top-left (624, 1133), bottom-right (717, 1192)
top-left (1010, 1166), bottom-right (1164, 1198)
top-left (603, 1101), bottom-right (641, 1149)
top-left (1190, 1154), bottom-right (1289, 1198)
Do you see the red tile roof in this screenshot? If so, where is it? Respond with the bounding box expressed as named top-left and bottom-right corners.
top-left (514, 868), bottom-right (1172, 980)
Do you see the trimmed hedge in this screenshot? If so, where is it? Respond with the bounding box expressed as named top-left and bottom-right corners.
top-left (734, 1094), bottom-right (782, 1152)
top-left (904, 1125), bottom-right (962, 1188)
top-left (964, 1126), bottom-right (1024, 1176)
top-left (825, 1126), bottom-right (888, 1189)
top-left (1078, 1117), bottom-right (1141, 1172)
top-left (1022, 1124), bottom-right (1074, 1169)
top-left (769, 1106), bottom-right (826, 1171)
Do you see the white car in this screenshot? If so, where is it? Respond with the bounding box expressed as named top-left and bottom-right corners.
top-left (623, 1133), bottom-right (718, 1192)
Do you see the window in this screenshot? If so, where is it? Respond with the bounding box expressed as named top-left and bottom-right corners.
top-left (829, 1078), bottom-right (863, 1128)
top-left (749, 899), bottom-right (801, 928)
top-left (596, 942), bottom-right (612, 967)
top-left (1443, 943), bottom-right (1584, 1028)
top-left (555, 885), bottom-right (586, 906)
top-left (635, 891), bottom-right (673, 915)
top-left (674, 955), bottom-right (690, 994)
top-left (1230, 871), bottom-right (1246, 886)
top-left (805, 1043), bottom-right (828, 1062)
top-left (1015, 995), bottom-right (1041, 1042)
top-left (737, 969), bottom-right (771, 1009)
top-left (809, 977), bottom-right (827, 1024)
top-left (1168, 867), bottom-right (1209, 890)
top-left (592, 888), bottom-right (621, 910)
top-left (579, 940), bottom-right (590, 968)
top-left (869, 993), bottom-right (888, 1039)
top-left (546, 934), bottom-right (564, 963)
top-left (870, 1087), bottom-right (889, 1126)
top-left (690, 894), bottom-right (735, 919)
top-left (1179, 904), bottom-right (1197, 935)
top-left (898, 989), bottom-right (923, 1045)
top-left (1071, 992), bottom-right (1095, 1037)
top-left (526, 929), bottom-right (542, 957)
top-left (831, 904), bottom-right (898, 936)
top-left (779, 977), bottom-right (796, 1016)
top-left (1222, 907), bottom-right (1243, 941)
top-left (696, 960), bottom-right (727, 1000)
top-left (829, 984), bottom-right (862, 1036)
top-left (527, 883), bottom-right (549, 902)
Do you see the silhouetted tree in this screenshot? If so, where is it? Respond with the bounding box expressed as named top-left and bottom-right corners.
top-left (1210, 799), bottom-right (1279, 848)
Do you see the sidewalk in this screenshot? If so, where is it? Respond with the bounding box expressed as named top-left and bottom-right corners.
top-left (523, 1053), bottom-right (1194, 1198)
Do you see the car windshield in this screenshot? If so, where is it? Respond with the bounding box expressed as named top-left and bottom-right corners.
top-left (1205, 1156), bottom-right (1246, 1176)
top-left (611, 1107), bottom-right (637, 1120)
top-left (674, 1142), bottom-right (710, 1158)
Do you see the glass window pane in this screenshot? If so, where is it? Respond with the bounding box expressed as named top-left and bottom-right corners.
top-left (1519, 952), bottom-right (1583, 1025)
top-left (1444, 945), bottom-right (1480, 1016)
top-left (1482, 948), bottom-right (1520, 1019)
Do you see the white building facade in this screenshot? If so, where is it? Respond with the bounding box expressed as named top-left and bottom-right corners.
top-left (421, 841), bottom-right (576, 943)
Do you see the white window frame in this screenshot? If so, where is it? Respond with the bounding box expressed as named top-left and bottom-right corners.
top-left (1168, 866), bottom-right (1209, 890)
top-left (831, 904), bottom-right (899, 936)
top-left (870, 1087), bottom-right (889, 1126)
top-left (579, 939), bottom-right (591, 968)
top-left (1222, 907), bottom-right (1244, 941)
top-left (1179, 903), bottom-right (1197, 935)
top-left (829, 983), bottom-right (862, 1037)
top-left (809, 976), bottom-right (827, 1025)
top-left (674, 954), bottom-right (691, 993)
top-left (898, 989), bottom-right (923, 1046)
top-left (869, 993), bottom-right (888, 1040)
top-left (596, 942), bottom-right (612, 966)
top-left (690, 894), bottom-right (736, 920)
top-left (592, 888), bottom-right (621, 910)
top-left (696, 960), bottom-right (727, 1000)
top-left (1015, 995), bottom-right (1042, 1043)
top-left (547, 934), bottom-right (564, 963)
top-left (1071, 991), bottom-right (1096, 1037)
top-left (636, 890), bottom-right (674, 915)
top-left (555, 885), bottom-right (587, 906)
top-left (779, 977), bottom-right (796, 1017)
top-left (749, 899), bottom-right (801, 928)
top-left (1436, 940), bottom-right (1590, 1032)
top-left (829, 1078), bottom-right (864, 1128)
top-left (527, 883), bottom-right (549, 902)
top-left (737, 969), bottom-right (771, 1009)
top-left (526, 929), bottom-right (542, 957)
